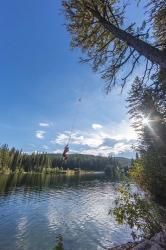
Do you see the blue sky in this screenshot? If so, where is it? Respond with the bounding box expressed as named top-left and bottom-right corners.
top-left (0, 0), bottom-right (145, 158)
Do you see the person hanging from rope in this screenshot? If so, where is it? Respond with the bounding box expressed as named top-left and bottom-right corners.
top-left (62, 144), bottom-right (69, 161)
top-left (62, 96), bottom-right (82, 161)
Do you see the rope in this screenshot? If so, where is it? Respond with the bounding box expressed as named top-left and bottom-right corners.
top-left (66, 97), bottom-right (82, 146)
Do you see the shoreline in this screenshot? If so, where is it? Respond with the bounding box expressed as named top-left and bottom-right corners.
top-left (109, 231), bottom-right (166, 250)
top-left (0, 170), bottom-right (102, 176)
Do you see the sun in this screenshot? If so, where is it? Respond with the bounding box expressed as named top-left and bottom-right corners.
top-left (142, 117), bottom-right (149, 126)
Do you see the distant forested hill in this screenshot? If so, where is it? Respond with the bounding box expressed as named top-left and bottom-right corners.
top-left (47, 153), bottom-right (131, 171)
top-left (113, 157), bottom-right (131, 168)
top-left (0, 144), bottom-right (131, 173)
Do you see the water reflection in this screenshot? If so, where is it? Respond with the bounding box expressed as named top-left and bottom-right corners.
top-left (0, 173), bottom-right (107, 194)
top-left (0, 173), bottom-right (133, 250)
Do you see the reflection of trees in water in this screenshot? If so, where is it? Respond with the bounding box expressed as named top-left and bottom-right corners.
top-left (0, 173), bottom-right (107, 195)
top-left (54, 235), bottom-right (64, 250)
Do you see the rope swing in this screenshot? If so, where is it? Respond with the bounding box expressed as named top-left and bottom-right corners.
top-left (62, 97), bottom-right (82, 161)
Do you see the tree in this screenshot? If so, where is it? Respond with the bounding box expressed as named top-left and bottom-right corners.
top-left (113, 185), bottom-right (163, 240)
top-left (63, 0), bottom-right (166, 91)
top-left (127, 76), bottom-right (166, 204)
top-left (0, 144), bottom-right (10, 170)
top-left (135, 152), bottom-right (139, 159)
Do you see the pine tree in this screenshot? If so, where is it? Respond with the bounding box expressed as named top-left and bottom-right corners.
top-left (63, 0), bottom-right (166, 91)
top-left (127, 76), bottom-right (166, 204)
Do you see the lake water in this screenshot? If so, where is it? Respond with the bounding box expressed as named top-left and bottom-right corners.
top-left (0, 173), bottom-right (134, 250)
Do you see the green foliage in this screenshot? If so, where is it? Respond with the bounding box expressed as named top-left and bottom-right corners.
top-left (54, 235), bottom-right (64, 250)
top-left (0, 144), bottom-right (52, 174)
top-left (48, 153), bottom-right (131, 172)
top-left (62, 0), bottom-right (134, 89)
top-left (113, 185), bottom-right (163, 240)
top-left (104, 156), bottom-right (129, 179)
top-left (154, 6), bottom-right (166, 48)
top-left (0, 144), bottom-right (131, 174)
top-left (42, 167), bottom-right (65, 174)
top-left (63, 0), bottom-right (166, 91)
top-left (129, 158), bottom-right (145, 188)
top-left (129, 156), bottom-right (166, 205)
top-left (127, 73), bottom-right (166, 205)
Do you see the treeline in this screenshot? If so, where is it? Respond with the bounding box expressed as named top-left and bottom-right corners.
top-left (0, 144), bottom-right (130, 175)
top-left (51, 153), bottom-right (130, 179)
top-left (0, 144), bottom-right (53, 174)
top-left (49, 153), bottom-right (130, 171)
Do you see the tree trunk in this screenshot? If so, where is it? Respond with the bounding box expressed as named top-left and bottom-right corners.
top-left (94, 11), bottom-right (166, 69)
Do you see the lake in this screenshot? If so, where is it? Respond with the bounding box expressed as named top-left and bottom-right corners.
top-left (0, 173), bottom-right (134, 250)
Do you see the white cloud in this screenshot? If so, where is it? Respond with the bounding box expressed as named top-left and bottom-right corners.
top-left (109, 120), bottom-right (137, 141)
top-left (53, 131), bottom-right (104, 148)
top-left (53, 149), bottom-right (62, 154)
top-left (39, 122), bottom-right (51, 127)
top-left (52, 132), bottom-right (70, 145)
top-left (92, 123), bottom-right (103, 130)
top-left (111, 142), bottom-right (133, 155)
top-left (81, 143), bottom-right (133, 157)
top-left (36, 130), bottom-right (45, 139)
top-left (53, 120), bottom-right (137, 146)
top-left (53, 148), bottom-right (80, 155)
top-left (51, 119), bottom-right (137, 156)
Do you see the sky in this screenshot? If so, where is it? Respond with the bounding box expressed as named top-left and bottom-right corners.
top-left (0, 0), bottom-right (145, 158)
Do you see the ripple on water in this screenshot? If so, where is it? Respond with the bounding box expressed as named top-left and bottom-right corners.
top-left (0, 174), bottom-right (134, 250)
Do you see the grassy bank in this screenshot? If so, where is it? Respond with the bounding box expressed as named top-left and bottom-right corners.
top-left (0, 167), bottom-right (91, 176)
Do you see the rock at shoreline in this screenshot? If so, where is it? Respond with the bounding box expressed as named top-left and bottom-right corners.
top-left (109, 242), bottom-right (139, 250)
top-left (109, 231), bottom-right (166, 250)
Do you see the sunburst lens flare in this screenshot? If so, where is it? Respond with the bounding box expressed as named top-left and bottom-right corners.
top-left (142, 117), bottom-right (149, 126)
